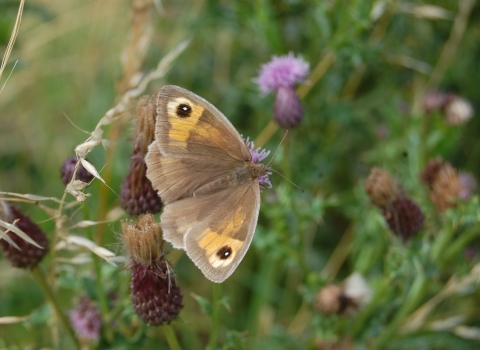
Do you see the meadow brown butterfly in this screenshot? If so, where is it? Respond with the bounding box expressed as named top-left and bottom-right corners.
top-left (146, 85), bottom-right (271, 283)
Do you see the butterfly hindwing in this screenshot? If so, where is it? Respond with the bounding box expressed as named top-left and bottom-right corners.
top-left (160, 182), bottom-right (261, 282)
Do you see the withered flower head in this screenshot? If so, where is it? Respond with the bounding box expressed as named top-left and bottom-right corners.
top-left (122, 214), bottom-right (164, 265)
top-left (120, 96), bottom-right (162, 216)
top-left (122, 214), bottom-right (183, 326)
top-left (421, 158), bottom-right (461, 211)
top-left (0, 203), bottom-right (49, 269)
top-left (444, 95), bottom-right (474, 126)
top-left (314, 274), bottom-right (372, 316)
top-left (365, 167), bottom-right (400, 208)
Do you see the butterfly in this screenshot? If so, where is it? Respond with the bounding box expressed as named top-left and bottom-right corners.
top-left (145, 85), bottom-right (272, 283)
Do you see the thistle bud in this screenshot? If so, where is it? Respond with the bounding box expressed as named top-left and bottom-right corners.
top-left (383, 196), bottom-right (424, 240)
top-left (122, 215), bottom-right (183, 326)
top-left (60, 156), bottom-right (94, 185)
top-left (0, 204), bottom-right (49, 269)
top-left (120, 96), bottom-right (162, 215)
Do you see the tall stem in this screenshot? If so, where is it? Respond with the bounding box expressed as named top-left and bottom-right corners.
top-left (32, 267), bottom-right (80, 349)
top-left (208, 283), bottom-right (222, 350)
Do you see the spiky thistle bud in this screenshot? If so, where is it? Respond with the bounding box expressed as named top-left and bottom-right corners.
top-left (69, 296), bottom-right (102, 342)
top-left (122, 214), bottom-right (183, 326)
top-left (60, 156), bottom-right (94, 185)
top-left (0, 203), bottom-right (49, 269)
top-left (421, 158), bottom-right (462, 211)
top-left (120, 96), bottom-right (162, 215)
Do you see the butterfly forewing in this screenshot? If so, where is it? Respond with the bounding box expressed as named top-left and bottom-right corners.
top-left (155, 85), bottom-right (251, 163)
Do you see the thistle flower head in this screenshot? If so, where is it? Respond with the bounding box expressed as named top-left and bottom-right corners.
top-left (245, 138), bottom-right (272, 188)
top-left (60, 156), bottom-right (94, 185)
top-left (0, 204), bottom-right (49, 269)
top-left (255, 53), bottom-right (309, 94)
top-left (255, 53), bottom-right (309, 129)
top-left (122, 215), bottom-right (183, 326)
top-left (69, 296), bottom-right (102, 342)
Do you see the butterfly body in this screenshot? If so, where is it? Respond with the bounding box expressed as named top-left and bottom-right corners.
top-left (146, 85), bottom-right (271, 283)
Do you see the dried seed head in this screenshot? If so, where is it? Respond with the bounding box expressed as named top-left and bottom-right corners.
top-left (342, 273), bottom-right (372, 307)
top-left (365, 167), bottom-right (400, 207)
top-left (69, 296), bottom-right (102, 342)
top-left (0, 205), bottom-right (49, 268)
top-left (314, 284), bottom-right (345, 315)
top-left (122, 214), bottom-right (164, 265)
top-left (444, 95), bottom-right (474, 126)
top-left (135, 96), bottom-right (157, 155)
top-left (422, 158), bottom-right (462, 211)
top-left (120, 148), bottom-right (163, 216)
top-left (60, 156), bottom-right (94, 185)
top-left (383, 196), bottom-right (424, 240)
top-left (430, 164), bottom-right (461, 211)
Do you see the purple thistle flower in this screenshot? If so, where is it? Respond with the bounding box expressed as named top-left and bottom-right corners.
top-left (255, 53), bottom-right (309, 129)
top-left (245, 138), bottom-right (272, 188)
top-left (256, 53), bottom-right (309, 94)
top-left (69, 297), bottom-right (102, 342)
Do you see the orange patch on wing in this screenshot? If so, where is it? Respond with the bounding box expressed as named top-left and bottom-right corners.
top-left (198, 230), bottom-right (244, 268)
top-left (167, 97), bottom-right (205, 147)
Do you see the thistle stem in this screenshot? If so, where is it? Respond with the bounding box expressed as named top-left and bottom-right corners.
top-left (370, 273), bottom-right (427, 350)
top-left (164, 325), bottom-right (182, 350)
top-left (82, 205), bottom-right (111, 330)
top-left (32, 267), bottom-right (80, 349)
top-left (208, 283), bottom-right (222, 350)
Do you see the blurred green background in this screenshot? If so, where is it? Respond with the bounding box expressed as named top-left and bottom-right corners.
top-left (1, 0), bottom-right (480, 349)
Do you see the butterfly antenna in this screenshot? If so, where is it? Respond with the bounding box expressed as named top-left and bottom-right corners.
top-left (269, 168), bottom-right (304, 193)
top-left (266, 130), bottom-right (289, 166)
